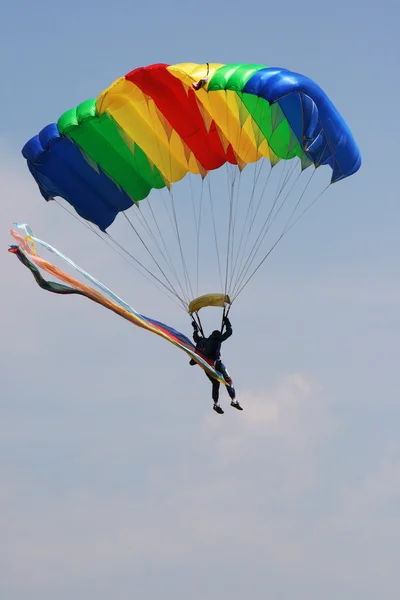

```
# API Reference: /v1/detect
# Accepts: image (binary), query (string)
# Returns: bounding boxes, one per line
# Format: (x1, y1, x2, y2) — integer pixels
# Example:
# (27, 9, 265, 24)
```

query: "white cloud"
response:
(0, 369, 332, 589)
(200, 372, 330, 458)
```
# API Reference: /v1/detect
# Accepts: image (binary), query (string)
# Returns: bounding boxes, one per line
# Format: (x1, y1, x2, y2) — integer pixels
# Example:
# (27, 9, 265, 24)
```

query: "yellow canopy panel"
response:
(188, 293, 231, 314)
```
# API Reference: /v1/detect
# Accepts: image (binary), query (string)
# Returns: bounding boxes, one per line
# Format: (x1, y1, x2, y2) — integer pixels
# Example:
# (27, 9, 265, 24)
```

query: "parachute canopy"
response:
(21, 62, 361, 313)
(23, 62, 361, 231)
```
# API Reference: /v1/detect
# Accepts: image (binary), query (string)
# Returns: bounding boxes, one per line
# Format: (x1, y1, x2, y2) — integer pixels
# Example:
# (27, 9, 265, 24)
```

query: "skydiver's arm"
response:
(220, 327, 232, 342)
(192, 321, 202, 344)
(193, 330, 202, 344)
(220, 317, 232, 341)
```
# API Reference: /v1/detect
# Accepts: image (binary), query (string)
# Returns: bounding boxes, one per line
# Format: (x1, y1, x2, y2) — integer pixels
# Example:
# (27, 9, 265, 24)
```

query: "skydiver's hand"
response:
(192, 320, 198, 330)
(223, 316, 231, 327)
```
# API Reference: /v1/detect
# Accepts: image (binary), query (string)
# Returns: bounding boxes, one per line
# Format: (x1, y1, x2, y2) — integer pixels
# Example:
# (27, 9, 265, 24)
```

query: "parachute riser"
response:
(191, 310, 205, 338)
(188, 293, 231, 335)
(221, 303, 232, 333)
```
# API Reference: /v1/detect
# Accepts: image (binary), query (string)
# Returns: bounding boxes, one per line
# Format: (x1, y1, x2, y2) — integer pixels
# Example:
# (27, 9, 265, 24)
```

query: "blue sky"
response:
(1, 0, 399, 598)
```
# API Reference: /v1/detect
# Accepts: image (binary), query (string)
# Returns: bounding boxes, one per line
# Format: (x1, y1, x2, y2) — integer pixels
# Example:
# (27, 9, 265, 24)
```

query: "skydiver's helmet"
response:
(210, 330, 221, 338)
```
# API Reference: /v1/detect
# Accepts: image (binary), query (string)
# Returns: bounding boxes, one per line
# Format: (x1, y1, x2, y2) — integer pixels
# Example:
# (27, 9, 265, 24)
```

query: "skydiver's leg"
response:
(206, 372, 221, 401)
(215, 361, 236, 399)
(215, 361, 243, 411)
(206, 372, 224, 414)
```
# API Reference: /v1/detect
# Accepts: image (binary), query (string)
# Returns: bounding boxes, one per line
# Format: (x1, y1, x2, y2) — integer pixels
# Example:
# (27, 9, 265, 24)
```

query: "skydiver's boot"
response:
(230, 400, 243, 411)
(213, 403, 224, 414)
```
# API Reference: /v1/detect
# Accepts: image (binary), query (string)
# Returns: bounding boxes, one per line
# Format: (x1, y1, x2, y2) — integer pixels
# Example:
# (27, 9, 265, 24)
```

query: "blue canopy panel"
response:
(244, 67, 362, 182)
(22, 124, 134, 231)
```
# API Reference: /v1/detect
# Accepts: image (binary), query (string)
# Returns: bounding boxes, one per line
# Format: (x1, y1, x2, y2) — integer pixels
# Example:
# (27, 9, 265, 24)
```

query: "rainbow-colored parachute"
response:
(11, 62, 361, 380)
(23, 62, 360, 230)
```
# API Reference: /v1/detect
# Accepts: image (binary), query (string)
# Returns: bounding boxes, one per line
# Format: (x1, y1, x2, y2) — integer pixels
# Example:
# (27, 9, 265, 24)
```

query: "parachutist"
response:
(192, 76, 209, 91)
(190, 316, 242, 413)
(192, 62, 210, 91)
